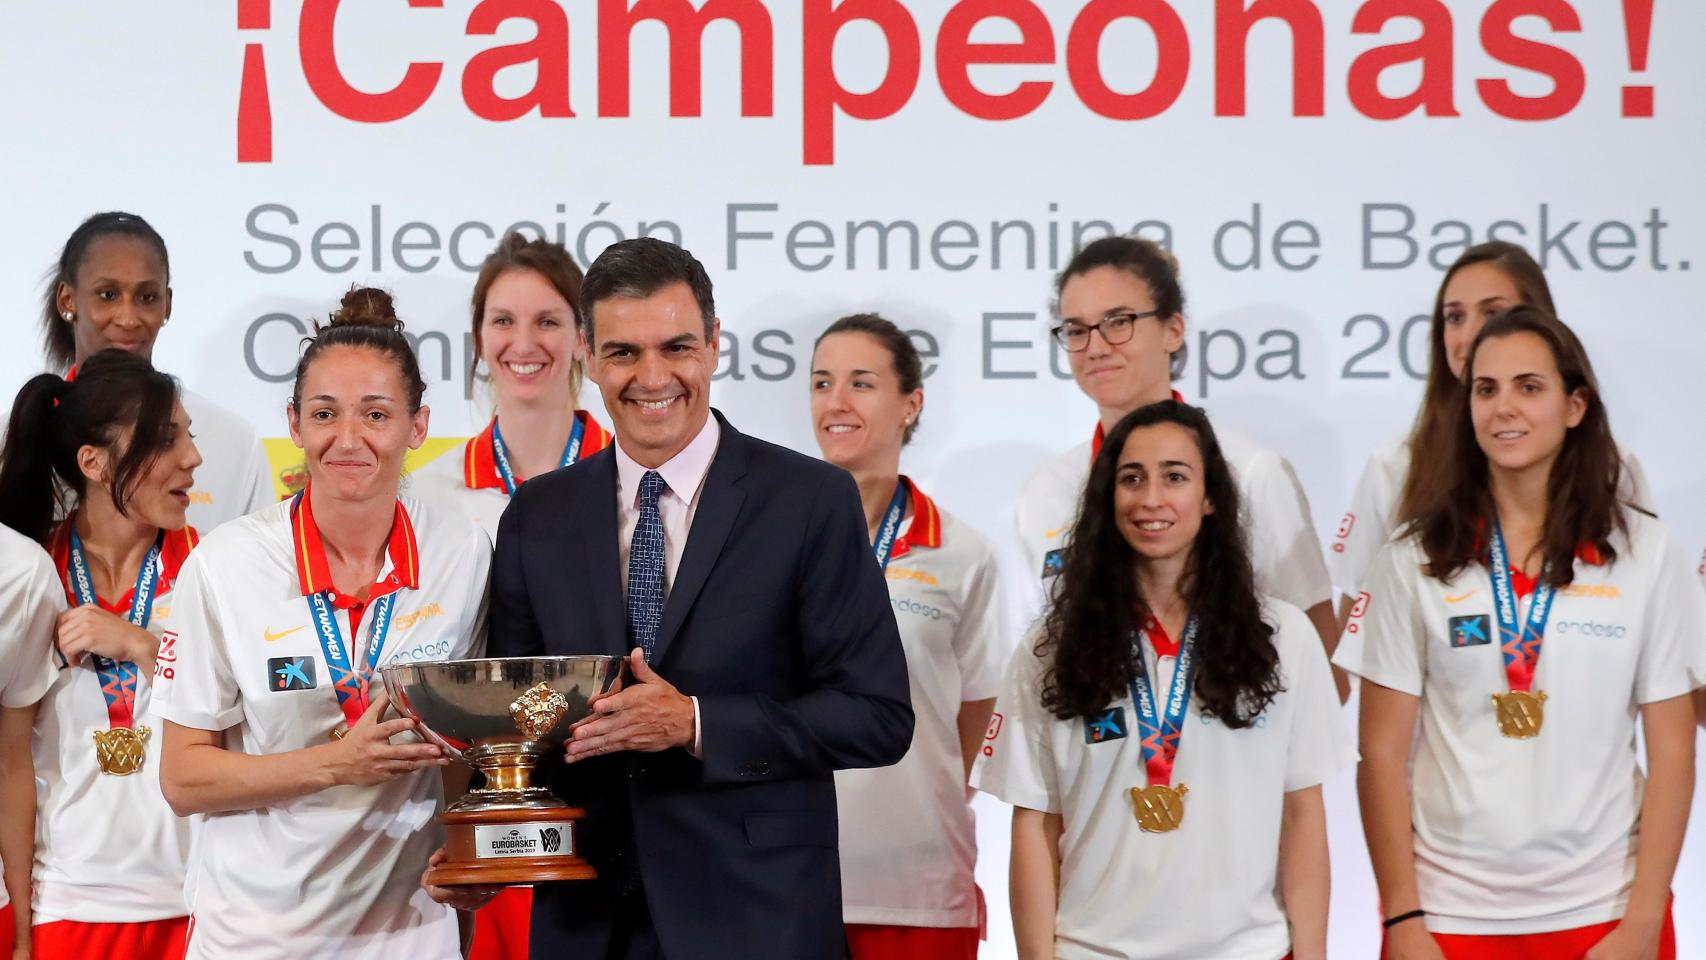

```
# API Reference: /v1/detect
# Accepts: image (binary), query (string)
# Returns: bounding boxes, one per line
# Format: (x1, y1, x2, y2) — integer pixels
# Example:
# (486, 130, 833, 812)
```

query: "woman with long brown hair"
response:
(1329, 242, 1651, 622)
(980, 400, 1348, 960)
(1337, 307, 1703, 959)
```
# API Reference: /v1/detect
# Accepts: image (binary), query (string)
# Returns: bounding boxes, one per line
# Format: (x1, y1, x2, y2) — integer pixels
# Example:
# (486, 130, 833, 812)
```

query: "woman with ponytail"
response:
(154, 289, 488, 960)
(0, 348, 204, 959)
(39, 211, 273, 531)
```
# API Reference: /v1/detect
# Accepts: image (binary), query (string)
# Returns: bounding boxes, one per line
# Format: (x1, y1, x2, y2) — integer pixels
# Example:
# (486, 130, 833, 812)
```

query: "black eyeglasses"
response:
(1049, 310, 1160, 352)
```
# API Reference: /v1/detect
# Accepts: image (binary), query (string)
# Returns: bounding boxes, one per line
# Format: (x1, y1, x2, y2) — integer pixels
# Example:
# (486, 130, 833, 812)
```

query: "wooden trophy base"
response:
(429, 805, 597, 886)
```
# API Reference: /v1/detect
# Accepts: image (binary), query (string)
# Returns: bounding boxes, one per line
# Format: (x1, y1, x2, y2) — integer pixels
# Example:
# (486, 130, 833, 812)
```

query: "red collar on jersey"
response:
(887, 475, 942, 562)
(1472, 520, 1608, 597)
(1143, 615, 1181, 658)
(291, 485, 419, 606)
(49, 516, 198, 613)
(463, 410, 612, 491)
(1090, 391, 1187, 460)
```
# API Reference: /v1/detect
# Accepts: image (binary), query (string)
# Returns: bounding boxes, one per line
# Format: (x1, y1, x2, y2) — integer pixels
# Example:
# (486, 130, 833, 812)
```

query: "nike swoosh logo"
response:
(1044, 527, 1066, 540)
(1444, 593, 1476, 605)
(265, 626, 307, 643)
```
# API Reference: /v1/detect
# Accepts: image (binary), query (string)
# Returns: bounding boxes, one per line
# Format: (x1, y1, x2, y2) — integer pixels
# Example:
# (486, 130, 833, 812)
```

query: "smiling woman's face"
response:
(288, 345, 428, 502)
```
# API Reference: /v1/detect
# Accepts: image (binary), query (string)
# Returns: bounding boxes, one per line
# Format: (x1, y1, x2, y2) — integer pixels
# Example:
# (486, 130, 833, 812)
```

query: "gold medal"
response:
(329, 724, 348, 742)
(1492, 689, 1547, 739)
(92, 726, 151, 776)
(1130, 783, 1188, 833)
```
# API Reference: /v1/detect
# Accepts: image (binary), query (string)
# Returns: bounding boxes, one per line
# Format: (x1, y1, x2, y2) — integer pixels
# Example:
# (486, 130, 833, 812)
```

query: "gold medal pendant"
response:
(92, 726, 151, 776)
(1130, 783, 1188, 833)
(1492, 690, 1548, 739)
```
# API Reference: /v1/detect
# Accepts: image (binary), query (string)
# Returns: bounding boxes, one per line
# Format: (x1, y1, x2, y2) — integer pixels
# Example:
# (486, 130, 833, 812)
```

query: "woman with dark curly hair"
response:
(975, 400, 1348, 960)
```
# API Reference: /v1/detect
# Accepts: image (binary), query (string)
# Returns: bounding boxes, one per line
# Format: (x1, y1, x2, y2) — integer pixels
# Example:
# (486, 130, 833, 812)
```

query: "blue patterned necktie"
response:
(626, 470, 667, 662)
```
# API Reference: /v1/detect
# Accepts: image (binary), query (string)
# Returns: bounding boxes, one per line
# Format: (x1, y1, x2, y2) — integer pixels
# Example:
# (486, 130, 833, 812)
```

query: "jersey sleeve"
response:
(1331, 540, 1427, 697)
(1328, 452, 1397, 600)
(0, 552, 65, 708)
(954, 541, 1009, 702)
(150, 551, 245, 731)
(970, 641, 1060, 813)
(1632, 525, 1706, 704)
(1242, 451, 1334, 613)
(1272, 602, 1354, 791)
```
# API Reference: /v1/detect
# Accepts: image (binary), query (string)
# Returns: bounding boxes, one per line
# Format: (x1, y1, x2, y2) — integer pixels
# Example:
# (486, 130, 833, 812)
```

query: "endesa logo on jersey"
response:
(1553, 619, 1629, 639)
(890, 597, 942, 621)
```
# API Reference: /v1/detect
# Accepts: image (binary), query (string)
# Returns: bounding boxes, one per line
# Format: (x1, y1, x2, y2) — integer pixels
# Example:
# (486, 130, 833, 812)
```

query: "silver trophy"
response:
(381, 655, 620, 885)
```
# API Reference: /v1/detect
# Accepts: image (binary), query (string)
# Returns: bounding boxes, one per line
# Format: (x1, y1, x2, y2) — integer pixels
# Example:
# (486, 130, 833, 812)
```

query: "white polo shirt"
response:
(411, 410, 612, 541)
(0, 526, 66, 915)
(152, 494, 490, 960)
(179, 389, 274, 534)
(1329, 439, 1653, 600)
(836, 483, 1006, 929)
(973, 599, 1349, 960)
(1017, 417, 1333, 632)
(1332, 509, 1706, 935)
(32, 522, 198, 923)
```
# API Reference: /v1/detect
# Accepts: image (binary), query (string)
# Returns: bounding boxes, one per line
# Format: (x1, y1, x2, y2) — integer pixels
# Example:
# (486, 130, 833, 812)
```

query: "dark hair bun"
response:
(329, 286, 403, 331)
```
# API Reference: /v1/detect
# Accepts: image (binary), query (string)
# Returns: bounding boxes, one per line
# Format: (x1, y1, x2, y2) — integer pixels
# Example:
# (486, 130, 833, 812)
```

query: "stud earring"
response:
(61, 311, 73, 322)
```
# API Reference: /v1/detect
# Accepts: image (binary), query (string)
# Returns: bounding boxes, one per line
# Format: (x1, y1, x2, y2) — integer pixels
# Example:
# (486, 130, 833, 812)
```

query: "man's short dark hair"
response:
(581, 238, 716, 342)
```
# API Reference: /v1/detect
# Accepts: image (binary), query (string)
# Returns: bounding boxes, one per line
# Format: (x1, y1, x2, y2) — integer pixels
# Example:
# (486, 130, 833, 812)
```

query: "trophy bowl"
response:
(381, 655, 621, 886)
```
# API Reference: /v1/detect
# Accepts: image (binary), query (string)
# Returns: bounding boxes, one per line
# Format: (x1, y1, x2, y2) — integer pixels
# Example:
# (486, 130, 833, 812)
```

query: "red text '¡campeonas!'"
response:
(237, 0, 1661, 166)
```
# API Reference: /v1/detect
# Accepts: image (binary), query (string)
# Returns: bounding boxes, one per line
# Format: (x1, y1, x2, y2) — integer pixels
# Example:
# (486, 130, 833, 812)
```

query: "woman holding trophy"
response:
(154, 289, 490, 960)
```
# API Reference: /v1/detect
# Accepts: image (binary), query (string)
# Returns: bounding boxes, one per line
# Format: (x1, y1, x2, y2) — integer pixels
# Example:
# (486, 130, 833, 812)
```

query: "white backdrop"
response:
(3, 2, 1703, 956)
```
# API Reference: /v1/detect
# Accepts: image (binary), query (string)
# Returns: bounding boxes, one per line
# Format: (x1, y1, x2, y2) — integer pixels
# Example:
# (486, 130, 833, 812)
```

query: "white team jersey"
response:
(1333, 509, 1706, 935)
(179, 388, 274, 534)
(973, 599, 1350, 960)
(152, 495, 490, 960)
(1016, 418, 1333, 635)
(32, 524, 199, 923)
(0, 526, 66, 914)
(836, 487, 1006, 928)
(410, 411, 613, 542)
(1328, 439, 1655, 599)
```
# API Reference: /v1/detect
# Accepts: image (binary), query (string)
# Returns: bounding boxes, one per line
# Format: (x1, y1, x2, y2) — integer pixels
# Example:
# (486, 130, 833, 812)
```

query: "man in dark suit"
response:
(469, 238, 913, 960)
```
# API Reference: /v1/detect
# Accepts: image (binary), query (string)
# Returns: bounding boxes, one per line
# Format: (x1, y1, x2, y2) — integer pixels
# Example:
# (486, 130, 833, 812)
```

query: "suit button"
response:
(755, 762, 770, 776)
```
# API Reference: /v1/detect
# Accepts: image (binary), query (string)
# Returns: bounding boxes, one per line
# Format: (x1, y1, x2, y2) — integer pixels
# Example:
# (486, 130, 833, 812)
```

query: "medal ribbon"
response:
(491, 413, 586, 495)
(66, 528, 163, 731)
(307, 589, 397, 728)
(1129, 617, 1199, 787)
(870, 479, 911, 572)
(1487, 518, 1557, 693)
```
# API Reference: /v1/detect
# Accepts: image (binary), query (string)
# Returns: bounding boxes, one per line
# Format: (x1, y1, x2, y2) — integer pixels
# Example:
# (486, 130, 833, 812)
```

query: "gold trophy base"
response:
(429, 806, 597, 886)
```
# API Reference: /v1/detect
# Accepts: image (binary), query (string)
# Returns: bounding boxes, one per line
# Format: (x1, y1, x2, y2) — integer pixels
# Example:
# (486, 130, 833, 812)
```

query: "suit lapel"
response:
(651, 414, 747, 666)
(575, 452, 628, 657)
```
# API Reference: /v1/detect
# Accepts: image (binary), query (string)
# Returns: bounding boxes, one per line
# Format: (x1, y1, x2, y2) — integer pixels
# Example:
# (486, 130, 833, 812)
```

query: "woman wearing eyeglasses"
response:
(1015, 237, 1342, 696)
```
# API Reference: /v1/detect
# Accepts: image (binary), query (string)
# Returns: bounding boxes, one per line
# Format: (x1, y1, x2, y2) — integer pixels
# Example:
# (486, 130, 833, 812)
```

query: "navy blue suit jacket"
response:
(489, 410, 913, 960)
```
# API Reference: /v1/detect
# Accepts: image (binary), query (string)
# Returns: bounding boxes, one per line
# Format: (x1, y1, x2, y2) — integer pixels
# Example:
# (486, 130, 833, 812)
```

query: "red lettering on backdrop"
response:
(1476, 0, 1584, 121)
(935, 0, 1055, 121)
(1065, 0, 1190, 121)
(598, 0, 775, 118)
(299, 0, 445, 123)
(463, 0, 573, 121)
(802, 0, 921, 165)
(1214, 0, 1324, 117)
(1348, 0, 1457, 119)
